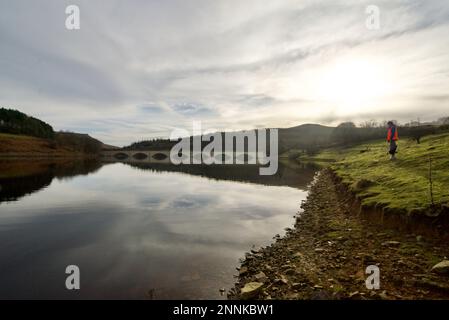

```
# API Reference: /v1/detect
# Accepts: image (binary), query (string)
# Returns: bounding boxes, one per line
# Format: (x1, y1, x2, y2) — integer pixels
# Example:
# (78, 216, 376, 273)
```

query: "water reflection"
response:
(126, 161, 317, 188)
(0, 159, 315, 299)
(0, 159, 102, 202)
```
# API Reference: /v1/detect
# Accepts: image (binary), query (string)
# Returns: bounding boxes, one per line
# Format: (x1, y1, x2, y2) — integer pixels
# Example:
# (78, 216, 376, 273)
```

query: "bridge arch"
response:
(152, 152, 168, 160)
(114, 152, 129, 160)
(132, 152, 148, 160)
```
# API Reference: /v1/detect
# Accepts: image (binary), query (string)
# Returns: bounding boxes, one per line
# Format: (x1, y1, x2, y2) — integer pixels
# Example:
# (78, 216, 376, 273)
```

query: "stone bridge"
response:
(101, 150, 266, 165)
(101, 150, 172, 164)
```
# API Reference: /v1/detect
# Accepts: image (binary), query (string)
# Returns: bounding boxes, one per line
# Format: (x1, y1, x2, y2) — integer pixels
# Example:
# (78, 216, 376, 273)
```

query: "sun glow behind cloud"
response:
(315, 56, 396, 114)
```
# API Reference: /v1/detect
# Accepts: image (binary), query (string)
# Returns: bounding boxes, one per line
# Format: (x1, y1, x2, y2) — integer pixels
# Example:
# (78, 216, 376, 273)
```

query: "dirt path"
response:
(229, 169, 449, 299)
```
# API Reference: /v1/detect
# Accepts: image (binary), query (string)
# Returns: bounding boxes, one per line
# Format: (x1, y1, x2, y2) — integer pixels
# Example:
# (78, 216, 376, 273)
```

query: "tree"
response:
(0, 107, 54, 138)
(360, 120, 378, 128)
(438, 117, 449, 125)
(332, 122, 358, 145)
(409, 125, 435, 144)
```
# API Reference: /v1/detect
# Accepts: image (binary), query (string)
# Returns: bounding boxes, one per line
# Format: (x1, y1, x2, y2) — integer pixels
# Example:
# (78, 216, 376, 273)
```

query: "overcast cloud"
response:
(1, 0, 448, 146)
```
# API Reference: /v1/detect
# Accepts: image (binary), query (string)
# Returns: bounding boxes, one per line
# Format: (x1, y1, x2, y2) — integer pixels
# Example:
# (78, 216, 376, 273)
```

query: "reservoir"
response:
(0, 159, 315, 299)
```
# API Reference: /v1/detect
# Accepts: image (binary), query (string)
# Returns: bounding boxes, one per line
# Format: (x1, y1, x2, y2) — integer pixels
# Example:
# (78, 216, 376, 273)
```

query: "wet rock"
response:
(254, 271, 268, 283)
(285, 292, 301, 299)
(362, 253, 376, 264)
(416, 278, 449, 293)
(431, 260, 449, 275)
(274, 277, 288, 285)
(239, 266, 248, 276)
(244, 254, 255, 261)
(285, 269, 296, 276)
(292, 282, 303, 289)
(292, 252, 303, 259)
(240, 282, 264, 299)
(378, 290, 389, 300)
(381, 241, 401, 247)
(395, 260, 409, 268)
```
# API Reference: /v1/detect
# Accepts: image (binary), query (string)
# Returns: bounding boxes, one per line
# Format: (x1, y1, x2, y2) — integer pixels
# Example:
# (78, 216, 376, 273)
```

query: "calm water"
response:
(0, 160, 315, 299)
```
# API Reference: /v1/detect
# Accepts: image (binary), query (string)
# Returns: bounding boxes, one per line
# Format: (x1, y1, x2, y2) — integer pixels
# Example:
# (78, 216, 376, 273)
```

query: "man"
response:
(386, 121, 399, 160)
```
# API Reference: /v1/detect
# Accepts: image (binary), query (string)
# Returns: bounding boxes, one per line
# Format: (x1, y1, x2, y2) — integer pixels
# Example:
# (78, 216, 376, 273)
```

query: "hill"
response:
(0, 108, 54, 139)
(124, 123, 429, 154)
(0, 132, 103, 158)
(278, 123, 334, 153)
(124, 123, 335, 152)
(0, 108, 105, 157)
(297, 132, 449, 221)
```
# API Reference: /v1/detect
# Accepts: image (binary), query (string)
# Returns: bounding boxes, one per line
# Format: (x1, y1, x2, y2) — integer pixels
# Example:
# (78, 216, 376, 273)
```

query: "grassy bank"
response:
(0, 133, 102, 158)
(296, 133, 449, 215)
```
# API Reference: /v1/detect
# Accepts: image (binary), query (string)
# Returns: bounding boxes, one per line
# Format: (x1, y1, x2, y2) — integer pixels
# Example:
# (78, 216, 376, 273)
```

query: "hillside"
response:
(0, 132, 103, 158)
(125, 124, 335, 152)
(297, 133, 449, 219)
(0, 108, 105, 157)
(0, 108, 54, 139)
(278, 124, 335, 152)
(125, 123, 434, 154)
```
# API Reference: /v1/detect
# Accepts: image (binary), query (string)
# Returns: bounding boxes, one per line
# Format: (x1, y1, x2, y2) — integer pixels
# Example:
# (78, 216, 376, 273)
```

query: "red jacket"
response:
(387, 126, 399, 142)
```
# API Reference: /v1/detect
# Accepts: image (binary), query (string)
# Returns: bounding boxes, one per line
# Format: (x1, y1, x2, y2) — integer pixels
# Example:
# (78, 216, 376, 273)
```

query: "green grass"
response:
(299, 133, 449, 214)
(0, 132, 36, 139)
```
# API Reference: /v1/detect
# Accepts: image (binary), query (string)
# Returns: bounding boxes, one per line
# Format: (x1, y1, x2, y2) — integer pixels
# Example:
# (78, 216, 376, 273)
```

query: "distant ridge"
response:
(279, 124, 335, 152)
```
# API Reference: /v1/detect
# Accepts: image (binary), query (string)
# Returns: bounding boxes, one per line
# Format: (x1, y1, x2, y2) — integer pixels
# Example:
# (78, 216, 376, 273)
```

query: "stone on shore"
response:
(254, 271, 268, 283)
(239, 266, 248, 276)
(240, 282, 264, 299)
(381, 241, 401, 247)
(431, 260, 449, 275)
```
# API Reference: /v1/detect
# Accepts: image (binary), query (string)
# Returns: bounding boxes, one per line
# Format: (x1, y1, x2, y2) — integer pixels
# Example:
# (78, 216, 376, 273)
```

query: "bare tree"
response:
(360, 120, 379, 128)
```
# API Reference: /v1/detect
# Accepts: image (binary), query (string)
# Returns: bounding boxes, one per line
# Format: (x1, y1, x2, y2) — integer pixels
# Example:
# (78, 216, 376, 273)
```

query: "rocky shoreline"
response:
(228, 169, 449, 300)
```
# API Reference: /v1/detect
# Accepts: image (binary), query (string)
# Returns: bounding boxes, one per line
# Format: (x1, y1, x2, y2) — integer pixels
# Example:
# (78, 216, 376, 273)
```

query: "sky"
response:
(1, 0, 449, 146)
